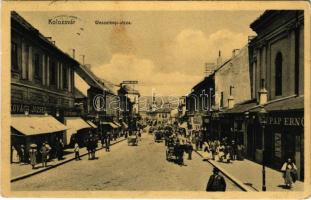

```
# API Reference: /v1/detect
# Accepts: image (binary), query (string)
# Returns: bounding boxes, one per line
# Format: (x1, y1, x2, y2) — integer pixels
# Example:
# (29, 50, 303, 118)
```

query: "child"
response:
(74, 142, 81, 161)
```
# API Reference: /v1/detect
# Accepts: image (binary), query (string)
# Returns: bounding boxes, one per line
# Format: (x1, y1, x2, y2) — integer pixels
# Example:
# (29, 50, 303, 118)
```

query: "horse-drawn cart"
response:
(154, 131, 163, 142)
(127, 135, 138, 146)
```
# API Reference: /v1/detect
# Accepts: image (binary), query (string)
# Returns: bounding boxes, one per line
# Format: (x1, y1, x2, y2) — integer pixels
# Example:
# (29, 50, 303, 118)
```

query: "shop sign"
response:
(11, 103, 47, 114)
(268, 116, 304, 127)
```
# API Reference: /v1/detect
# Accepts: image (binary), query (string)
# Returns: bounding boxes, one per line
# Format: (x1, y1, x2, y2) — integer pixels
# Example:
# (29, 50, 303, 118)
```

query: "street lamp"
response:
(257, 106, 268, 191)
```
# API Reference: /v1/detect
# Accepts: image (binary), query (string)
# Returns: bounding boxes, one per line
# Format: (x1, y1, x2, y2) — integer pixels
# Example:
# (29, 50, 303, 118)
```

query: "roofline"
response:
(11, 11, 79, 66)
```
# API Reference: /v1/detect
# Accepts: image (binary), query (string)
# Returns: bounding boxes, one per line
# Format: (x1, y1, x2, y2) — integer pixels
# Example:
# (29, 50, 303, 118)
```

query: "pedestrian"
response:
(18, 144, 26, 164)
(226, 143, 233, 163)
(206, 167, 226, 191)
(186, 140, 193, 160)
(40, 142, 50, 167)
(29, 144, 37, 169)
(237, 143, 245, 160)
(210, 141, 217, 160)
(281, 158, 298, 189)
(105, 131, 111, 152)
(59, 138, 64, 160)
(199, 131, 204, 150)
(89, 136, 95, 159)
(175, 140, 184, 165)
(74, 142, 81, 161)
(86, 137, 92, 160)
(231, 140, 237, 160)
(55, 138, 63, 161)
(91, 135, 97, 159)
(217, 143, 225, 162)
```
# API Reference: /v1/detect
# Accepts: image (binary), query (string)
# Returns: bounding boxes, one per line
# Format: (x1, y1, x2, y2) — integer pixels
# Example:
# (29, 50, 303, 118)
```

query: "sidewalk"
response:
(195, 150, 304, 192)
(11, 137, 126, 182)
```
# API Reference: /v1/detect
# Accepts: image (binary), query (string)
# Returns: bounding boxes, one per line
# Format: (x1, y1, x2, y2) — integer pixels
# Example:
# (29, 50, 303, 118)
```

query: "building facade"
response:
(247, 10, 304, 180)
(214, 46, 251, 110)
(10, 11, 82, 160)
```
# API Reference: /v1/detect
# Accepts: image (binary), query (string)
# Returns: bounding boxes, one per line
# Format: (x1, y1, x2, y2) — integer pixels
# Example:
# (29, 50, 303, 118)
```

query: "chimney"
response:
(258, 79, 268, 105)
(217, 50, 222, 67)
(72, 49, 75, 59)
(232, 49, 240, 57)
(85, 64, 91, 69)
(228, 85, 235, 109)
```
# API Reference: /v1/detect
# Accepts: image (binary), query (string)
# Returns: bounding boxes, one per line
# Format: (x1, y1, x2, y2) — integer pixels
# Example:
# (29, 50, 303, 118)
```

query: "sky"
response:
(18, 10, 264, 96)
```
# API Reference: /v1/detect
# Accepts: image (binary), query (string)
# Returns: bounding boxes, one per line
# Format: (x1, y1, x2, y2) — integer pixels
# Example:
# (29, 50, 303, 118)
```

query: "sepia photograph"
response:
(1, 1, 310, 198)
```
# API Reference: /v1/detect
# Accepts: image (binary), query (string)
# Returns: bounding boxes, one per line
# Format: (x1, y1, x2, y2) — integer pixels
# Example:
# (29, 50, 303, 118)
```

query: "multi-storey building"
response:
(246, 10, 304, 180)
(10, 11, 91, 157)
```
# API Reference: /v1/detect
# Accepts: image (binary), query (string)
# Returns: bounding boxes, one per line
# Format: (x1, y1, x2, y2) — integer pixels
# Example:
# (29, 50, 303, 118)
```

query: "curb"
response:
(194, 150, 253, 192)
(11, 138, 127, 182)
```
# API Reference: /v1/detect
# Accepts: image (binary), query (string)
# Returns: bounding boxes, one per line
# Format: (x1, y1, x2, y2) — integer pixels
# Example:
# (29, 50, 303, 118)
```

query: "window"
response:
(23, 45, 29, 80)
(50, 61, 56, 85)
(34, 53, 41, 79)
(63, 66, 68, 89)
(11, 42, 18, 71)
(275, 52, 283, 96)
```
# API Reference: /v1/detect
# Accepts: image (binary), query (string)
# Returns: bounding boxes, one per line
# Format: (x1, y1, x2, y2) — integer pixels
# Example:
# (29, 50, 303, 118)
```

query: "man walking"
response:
(206, 168, 226, 191)
(40, 142, 51, 167)
(186, 140, 193, 160)
(105, 131, 111, 152)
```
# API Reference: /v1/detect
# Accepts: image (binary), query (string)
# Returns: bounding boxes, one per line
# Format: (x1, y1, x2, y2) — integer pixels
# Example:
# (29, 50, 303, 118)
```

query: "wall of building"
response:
(250, 11, 304, 101)
(11, 18, 76, 109)
(215, 46, 251, 109)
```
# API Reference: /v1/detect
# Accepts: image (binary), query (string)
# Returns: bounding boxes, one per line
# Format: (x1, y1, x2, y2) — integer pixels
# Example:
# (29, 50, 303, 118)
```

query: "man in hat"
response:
(186, 140, 193, 160)
(206, 167, 226, 191)
(40, 142, 51, 167)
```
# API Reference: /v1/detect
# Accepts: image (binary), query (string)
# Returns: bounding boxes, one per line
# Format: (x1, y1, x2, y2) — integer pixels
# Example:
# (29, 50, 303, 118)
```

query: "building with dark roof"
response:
(10, 11, 93, 157)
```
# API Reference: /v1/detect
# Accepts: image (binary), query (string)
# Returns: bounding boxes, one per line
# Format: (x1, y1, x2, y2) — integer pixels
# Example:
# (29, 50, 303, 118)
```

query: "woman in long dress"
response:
(29, 144, 37, 169)
(281, 158, 298, 189)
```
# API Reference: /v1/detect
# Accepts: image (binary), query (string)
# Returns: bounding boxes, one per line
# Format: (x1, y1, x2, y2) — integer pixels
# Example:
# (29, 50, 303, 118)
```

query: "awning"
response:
(122, 122, 128, 129)
(101, 121, 118, 129)
(250, 96, 304, 112)
(87, 120, 98, 128)
(224, 99, 258, 114)
(11, 115, 67, 136)
(179, 122, 188, 129)
(113, 121, 121, 127)
(65, 117, 91, 131)
(64, 117, 91, 144)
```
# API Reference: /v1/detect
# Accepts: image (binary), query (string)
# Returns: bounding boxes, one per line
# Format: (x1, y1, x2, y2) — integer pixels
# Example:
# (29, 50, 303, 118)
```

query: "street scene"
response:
(12, 131, 240, 191)
(9, 9, 305, 193)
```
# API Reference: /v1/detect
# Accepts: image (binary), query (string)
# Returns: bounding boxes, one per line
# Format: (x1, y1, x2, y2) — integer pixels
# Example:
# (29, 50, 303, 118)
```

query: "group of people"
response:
(202, 138, 245, 163)
(14, 138, 64, 169)
(162, 127, 194, 166)
(85, 133, 99, 160)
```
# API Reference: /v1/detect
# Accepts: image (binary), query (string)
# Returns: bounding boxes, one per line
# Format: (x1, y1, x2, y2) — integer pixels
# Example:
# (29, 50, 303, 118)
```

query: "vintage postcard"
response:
(1, 1, 310, 198)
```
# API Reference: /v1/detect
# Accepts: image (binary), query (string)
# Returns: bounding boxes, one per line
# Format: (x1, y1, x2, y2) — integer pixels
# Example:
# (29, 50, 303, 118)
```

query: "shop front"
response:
(265, 112, 304, 180)
(247, 96, 304, 181)
(11, 114, 68, 163)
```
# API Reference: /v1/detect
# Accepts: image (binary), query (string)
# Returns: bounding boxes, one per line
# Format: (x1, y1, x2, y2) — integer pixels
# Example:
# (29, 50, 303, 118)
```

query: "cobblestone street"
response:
(11, 133, 241, 191)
